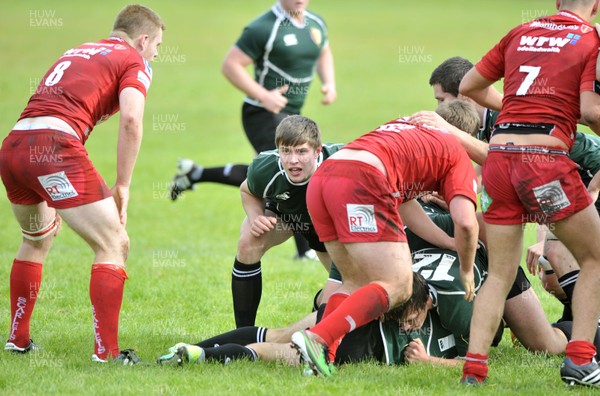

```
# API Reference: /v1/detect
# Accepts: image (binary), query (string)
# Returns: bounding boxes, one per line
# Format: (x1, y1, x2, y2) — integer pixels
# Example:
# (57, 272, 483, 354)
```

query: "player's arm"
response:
(459, 68, 503, 112)
(221, 46, 288, 113)
(409, 110, 489, 165)
(240, 179, 276, 237)
(580, 91, 600, 135)
(398, 199, 454, 250)
(316, 44, 336, 105)
(404, 339, 460, 366)
(114, 87, 146, 226)
(587, 170, 600, 203)
(448, 195, 478, 302)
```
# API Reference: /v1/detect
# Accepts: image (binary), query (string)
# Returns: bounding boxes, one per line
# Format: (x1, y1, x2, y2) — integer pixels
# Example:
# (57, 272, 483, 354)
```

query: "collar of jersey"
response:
(277, 150, 323, 186)
(272, 2, 307, 29)
(428, 284, 438, 308)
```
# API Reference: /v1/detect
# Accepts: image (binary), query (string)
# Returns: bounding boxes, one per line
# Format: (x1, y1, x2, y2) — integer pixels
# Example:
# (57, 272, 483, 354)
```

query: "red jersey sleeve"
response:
(580, 46, 598, 93)
(119, 53, 152, 97)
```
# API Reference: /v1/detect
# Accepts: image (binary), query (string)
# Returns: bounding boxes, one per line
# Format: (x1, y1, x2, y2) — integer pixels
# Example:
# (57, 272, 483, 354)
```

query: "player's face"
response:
(280, 0, 309, 14)
(140, 28, 163, 61)
(432, 83, 457, 105)
(398, 307, 428, 332)
(279, 143, 320, 183)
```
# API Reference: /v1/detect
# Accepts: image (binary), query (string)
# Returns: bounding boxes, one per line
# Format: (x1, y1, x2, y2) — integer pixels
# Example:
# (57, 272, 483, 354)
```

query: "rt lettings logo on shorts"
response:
(398, 45, 432, 64)
(29, 9, 63, 28)
(155, 45, 187, 64)
(152, 113, 187, 133)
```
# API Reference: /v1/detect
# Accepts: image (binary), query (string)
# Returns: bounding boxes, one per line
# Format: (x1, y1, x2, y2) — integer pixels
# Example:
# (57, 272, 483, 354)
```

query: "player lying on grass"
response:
(156, 201, 597, 369)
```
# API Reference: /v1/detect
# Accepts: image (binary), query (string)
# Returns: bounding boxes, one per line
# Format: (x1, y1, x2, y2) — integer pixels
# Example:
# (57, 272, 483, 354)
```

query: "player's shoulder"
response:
(251, 149, 280, 169)
(305, 9, 327, 29)
(322, 143, 344, 157)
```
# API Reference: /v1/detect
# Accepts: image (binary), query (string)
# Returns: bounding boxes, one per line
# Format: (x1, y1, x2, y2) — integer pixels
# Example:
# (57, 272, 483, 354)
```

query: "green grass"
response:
(0, 1, 593, 394)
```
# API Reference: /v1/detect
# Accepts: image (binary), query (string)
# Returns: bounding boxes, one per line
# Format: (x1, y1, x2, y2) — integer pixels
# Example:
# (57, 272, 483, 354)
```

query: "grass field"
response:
(0, 1, 595, 394)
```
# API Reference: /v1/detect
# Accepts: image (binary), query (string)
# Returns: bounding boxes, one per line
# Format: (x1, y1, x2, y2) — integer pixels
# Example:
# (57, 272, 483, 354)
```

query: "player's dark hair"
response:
(383, 272, 429, 323)
(429, 56, 474, 97)
(275, 115, 322, 149)
(436, 99, 481, 137)
(112, 4, 165, 40)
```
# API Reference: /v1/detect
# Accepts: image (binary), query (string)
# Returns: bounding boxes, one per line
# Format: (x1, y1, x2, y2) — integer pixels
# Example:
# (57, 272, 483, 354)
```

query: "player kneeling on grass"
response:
(0, 4, 164, 364)
(229, 115, 343, 329)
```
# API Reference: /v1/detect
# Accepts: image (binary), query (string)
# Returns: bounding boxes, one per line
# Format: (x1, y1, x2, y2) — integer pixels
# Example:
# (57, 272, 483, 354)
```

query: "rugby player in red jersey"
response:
(0, 4, 164, 364)
(457, 0, 600, 386)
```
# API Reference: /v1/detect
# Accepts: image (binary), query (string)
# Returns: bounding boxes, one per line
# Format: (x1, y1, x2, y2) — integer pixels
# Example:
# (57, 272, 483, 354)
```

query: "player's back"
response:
(344, 118, 476, 202)
(477, 11, 599, 147)
(20, 38, 151, 143)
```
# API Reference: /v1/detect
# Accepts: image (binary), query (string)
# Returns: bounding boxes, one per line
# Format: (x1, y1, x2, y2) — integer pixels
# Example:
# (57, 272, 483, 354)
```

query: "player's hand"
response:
(525, 241, 544, 275)
(409, 111, 453, 133)
(404, 339, 428, 364)
(321, 83, 337, 105)
(420, 191, 449, 211)
(261, 85, 289, 114)
(250, 215, 277, 237)
(111, 185, 130, 226)
(460, 266, 475, 302)
(53, 213, 62, 236)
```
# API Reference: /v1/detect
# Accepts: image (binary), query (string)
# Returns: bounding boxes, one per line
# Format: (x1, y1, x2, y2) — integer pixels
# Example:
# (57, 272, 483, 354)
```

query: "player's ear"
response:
(136, 33, 150, 52)
(315, 145, 322, 156)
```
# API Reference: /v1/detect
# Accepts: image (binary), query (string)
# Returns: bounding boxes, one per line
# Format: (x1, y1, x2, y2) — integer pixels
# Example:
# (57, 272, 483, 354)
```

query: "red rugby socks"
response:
(90, 264, 128, 360)
(8, 259, 43, 347)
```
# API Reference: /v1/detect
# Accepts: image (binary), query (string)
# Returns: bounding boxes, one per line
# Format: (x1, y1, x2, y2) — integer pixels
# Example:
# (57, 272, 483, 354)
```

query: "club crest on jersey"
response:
(346, 204, 377, 233)
(309, 27, 322, 46)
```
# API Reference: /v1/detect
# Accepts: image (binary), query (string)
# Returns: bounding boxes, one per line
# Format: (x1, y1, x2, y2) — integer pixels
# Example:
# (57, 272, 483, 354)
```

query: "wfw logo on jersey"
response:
(517, 33, 579, 53)
(346, 204, 377, 233)
(37, 171, 78, 201)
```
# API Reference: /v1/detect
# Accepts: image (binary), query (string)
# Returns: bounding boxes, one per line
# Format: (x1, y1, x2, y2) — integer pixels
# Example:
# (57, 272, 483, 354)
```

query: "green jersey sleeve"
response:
(246, 150, 281, 198)
(235, 12, 273, 60)
(570, 132, 600, 180)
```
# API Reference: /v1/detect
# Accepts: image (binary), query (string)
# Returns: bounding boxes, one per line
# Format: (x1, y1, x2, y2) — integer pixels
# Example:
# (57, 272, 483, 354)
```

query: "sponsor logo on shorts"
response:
(37, 171, 78, 201)
(347, 204, 377, 233)
(533, 180, 571, 214)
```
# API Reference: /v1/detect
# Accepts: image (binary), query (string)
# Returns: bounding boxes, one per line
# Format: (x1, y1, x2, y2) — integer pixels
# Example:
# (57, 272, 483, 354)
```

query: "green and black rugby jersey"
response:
(247, 143, 343, 227)
(235, 3, 328, 113)
(476, 108, 499, 143)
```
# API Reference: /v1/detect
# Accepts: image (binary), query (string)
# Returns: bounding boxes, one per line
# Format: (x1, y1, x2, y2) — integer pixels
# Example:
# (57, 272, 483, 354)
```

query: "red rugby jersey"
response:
(20, 37, 151, 143)
(476, 11, 598, 148)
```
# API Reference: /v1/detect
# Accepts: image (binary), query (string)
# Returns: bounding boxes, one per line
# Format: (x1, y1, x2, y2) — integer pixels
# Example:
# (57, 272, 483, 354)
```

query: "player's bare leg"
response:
(504, 288, 566, 354)
(58, 197, 130, 361)
(552, 206, 600, 348)
(463, 223, 523, 383)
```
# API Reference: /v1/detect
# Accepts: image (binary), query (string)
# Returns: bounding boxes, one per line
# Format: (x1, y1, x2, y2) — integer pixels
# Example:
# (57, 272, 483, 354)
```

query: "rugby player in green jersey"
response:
(169, 0, 336, 261)
(231, 114, 340, 328)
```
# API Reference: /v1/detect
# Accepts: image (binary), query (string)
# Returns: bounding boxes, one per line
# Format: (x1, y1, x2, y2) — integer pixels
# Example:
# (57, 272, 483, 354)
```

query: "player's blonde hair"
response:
(436, 99, 480, 137)
(111, 4, 165, 40)
(275, 115, 322, 149)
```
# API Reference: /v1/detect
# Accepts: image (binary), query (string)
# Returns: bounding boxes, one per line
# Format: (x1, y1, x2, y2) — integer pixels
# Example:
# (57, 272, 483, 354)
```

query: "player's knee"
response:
(237, 234, 266, 261)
